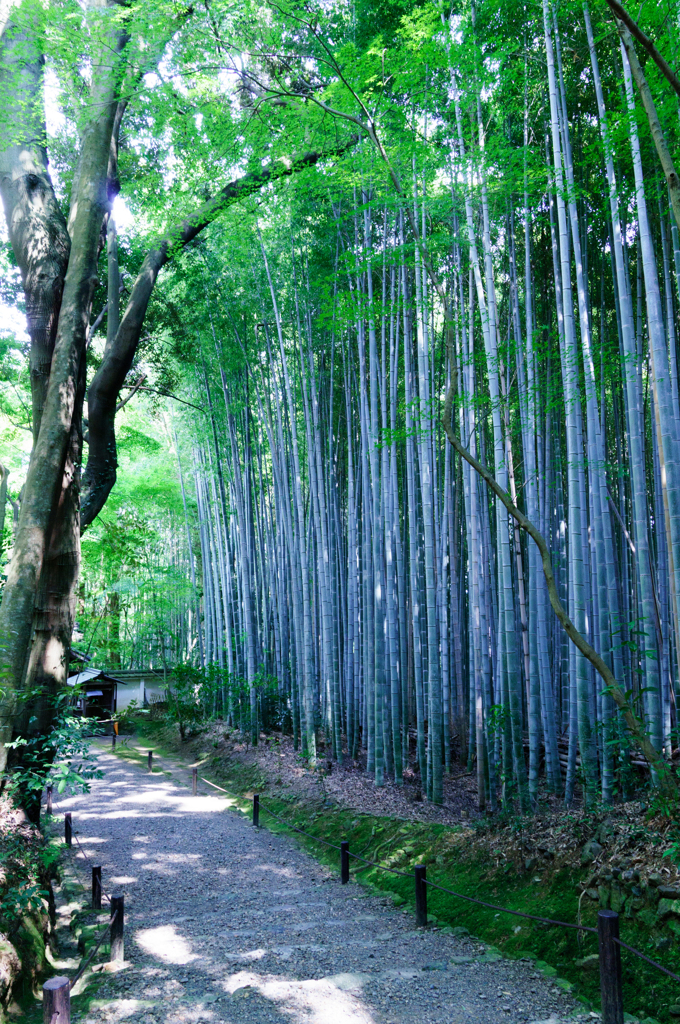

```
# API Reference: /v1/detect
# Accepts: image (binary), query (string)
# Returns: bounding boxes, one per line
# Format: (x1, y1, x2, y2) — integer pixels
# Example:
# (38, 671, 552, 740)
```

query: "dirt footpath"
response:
(51, 746, 589, 1024)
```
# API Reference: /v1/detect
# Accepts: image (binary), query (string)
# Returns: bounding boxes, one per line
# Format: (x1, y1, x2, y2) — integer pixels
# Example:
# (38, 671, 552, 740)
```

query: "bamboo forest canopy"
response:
(1, 0, 680, 812)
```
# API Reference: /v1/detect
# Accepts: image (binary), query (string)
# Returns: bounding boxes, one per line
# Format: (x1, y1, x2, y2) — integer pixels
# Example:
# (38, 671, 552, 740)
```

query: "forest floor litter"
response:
(47, 741, 599, 1024)
(185, 726, 484, 825)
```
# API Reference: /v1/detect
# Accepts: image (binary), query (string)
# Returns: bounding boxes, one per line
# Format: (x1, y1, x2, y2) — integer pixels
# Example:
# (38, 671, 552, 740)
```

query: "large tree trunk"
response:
(0, 3, 128, 767)
(18, 365, 84, 754)
(0, 9, 74, 749)
(0, 463, 9, 561)
(0, 14, 71, 443)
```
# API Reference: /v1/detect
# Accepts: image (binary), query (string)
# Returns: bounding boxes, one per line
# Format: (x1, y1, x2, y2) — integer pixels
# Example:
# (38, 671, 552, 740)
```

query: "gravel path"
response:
(53, 745, 591, 1024)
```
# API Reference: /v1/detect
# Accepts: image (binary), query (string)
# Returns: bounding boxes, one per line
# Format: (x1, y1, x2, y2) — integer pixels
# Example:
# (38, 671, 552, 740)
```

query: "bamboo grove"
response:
(138, 0, 680, 811)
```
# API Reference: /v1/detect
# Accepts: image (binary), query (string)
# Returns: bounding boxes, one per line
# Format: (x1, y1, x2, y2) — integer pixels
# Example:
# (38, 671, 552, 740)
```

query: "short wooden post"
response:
(598, 909, 624, 1024)
(46, 785, 52, 816)
(92, 866, 102, 910)
(192, 768, 198, 795)
(253, 794, 259, 827)
(43, 976, 70, 1024)
(112, 734, 116, 750)
(147, 751, 153, 772)
(415, 864, 427, 926)
(64, 813, 72, 847)
(110, 895, 124, 963)
(341, 841, 350, 884)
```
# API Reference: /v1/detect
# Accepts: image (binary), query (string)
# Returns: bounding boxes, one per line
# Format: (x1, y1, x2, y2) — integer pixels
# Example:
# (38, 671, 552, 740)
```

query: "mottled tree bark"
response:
(0, 13, 70, 440)
(21, 363, 85, 737)
(0, 3, 128, 764)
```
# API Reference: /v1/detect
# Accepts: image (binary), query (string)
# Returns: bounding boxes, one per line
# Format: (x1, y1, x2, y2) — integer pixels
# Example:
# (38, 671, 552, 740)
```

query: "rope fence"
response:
(69, 906, 120, 989)
(248, 790, 680, 1024)
(256, 802, 343, 850)
(421, 876, 598, 934)
(346, 849, 414, 877)
(61, 815, 113, 913)
(73, 835, 112, 905)
(43, 791, 127, 1024)
(613, 937, 680, 984)
(41, 880, 125, 1024)
(42, 754, 680, 1024)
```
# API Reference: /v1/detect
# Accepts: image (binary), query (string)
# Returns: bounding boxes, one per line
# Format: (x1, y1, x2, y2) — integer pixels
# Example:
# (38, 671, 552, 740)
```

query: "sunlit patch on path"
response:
(223, 970, 376, 1024)
(136, 925, 198, 964)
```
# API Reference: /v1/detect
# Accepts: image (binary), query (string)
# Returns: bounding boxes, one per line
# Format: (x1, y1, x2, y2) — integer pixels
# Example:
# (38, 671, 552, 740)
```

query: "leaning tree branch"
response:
(604, 0, 680, 99)
(441, 367, 676, 791)
(114, 374, 146, 413)
(616, 21, 680, 231)
(118, 382, 205, 412)
(80, 136, 356, 530)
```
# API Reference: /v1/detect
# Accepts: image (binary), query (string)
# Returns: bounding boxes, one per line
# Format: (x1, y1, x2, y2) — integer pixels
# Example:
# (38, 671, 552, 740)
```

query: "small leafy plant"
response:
(0, 882, 47, 924)
(5, 686, 103, 820)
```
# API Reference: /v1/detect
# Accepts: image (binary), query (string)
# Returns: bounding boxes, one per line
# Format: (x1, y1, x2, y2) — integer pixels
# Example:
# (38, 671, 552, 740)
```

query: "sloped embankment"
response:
(0, 798, 54, 1020)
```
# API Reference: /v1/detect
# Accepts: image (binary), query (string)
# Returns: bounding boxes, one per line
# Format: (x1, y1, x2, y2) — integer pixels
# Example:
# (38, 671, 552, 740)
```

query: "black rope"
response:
(258, 803, 343, 850)
(614, 937, 680, 983)
(147, 759, 680, 987)
(254, 799, 600, 932)
(422, 878, 597, 933)
(69, 907, 119, 989)
(53, 790, 112, 905)
(259, 804, 429, 879)
(63, 842, 99, 904)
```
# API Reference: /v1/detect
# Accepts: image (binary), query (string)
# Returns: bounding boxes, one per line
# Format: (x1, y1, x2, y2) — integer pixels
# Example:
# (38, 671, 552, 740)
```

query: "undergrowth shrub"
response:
(165, 663, 286, 739)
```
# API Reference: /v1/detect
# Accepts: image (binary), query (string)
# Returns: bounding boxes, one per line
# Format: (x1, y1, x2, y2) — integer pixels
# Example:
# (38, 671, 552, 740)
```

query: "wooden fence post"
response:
(415, 865, 427, 926)
(64, 813, 72, 847)
(110, 896, 124, 963)
(341, 841, 350, 884)
(147, 751, 153, 773)
(192, 768, 197, 795)
(253, 794, 259, 827)
(46, 785, 52, 816)
(598, 909, 624, 1024)
(43, 977, 70, 1024)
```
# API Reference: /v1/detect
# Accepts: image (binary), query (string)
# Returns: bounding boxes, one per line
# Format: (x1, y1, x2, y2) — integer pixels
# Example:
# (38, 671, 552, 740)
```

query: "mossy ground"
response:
(27, 823, 126, 1024)
(0, 801, 55, 1020)
(111, 722, 679, 1023)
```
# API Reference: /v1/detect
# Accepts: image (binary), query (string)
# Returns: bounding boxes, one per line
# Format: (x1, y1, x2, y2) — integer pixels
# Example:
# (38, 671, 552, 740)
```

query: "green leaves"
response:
(5, 690, 103, 810)
(117, 425, 163, 455)
(0, 882, 47, 924)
